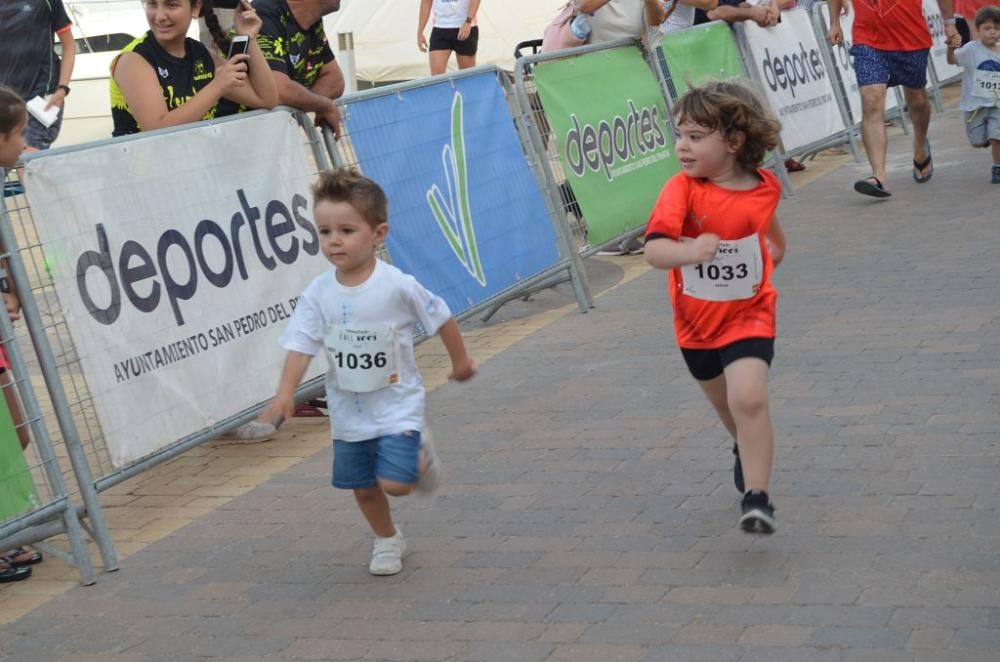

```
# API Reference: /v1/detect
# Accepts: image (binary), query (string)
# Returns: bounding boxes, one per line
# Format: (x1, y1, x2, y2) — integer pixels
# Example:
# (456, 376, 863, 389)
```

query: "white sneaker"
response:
(220, 420, 276, 443)
(415, 426, 442, 495)
(369, 529, 406, 576)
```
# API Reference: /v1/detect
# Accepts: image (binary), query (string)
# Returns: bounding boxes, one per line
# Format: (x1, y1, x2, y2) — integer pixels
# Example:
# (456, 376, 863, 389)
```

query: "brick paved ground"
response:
(1, 106, 998, 661)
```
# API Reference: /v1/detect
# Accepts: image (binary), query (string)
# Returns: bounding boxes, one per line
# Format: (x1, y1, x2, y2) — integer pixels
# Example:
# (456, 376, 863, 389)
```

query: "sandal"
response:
(854, 176, 892, 198)
(0, 560, 32, 583)
(2, 547, 43, 567)
(913, 140, 933, 183)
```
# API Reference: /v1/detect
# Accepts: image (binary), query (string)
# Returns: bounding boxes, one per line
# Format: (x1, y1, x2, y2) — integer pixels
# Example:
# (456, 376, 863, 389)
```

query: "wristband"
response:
(57, 84, 70, 95)
(942, 17, 956, 25)
(465, 16, 473, 24)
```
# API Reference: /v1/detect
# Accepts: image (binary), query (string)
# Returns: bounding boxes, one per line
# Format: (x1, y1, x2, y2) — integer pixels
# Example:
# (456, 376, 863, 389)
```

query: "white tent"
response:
(323, 0, 567, 85)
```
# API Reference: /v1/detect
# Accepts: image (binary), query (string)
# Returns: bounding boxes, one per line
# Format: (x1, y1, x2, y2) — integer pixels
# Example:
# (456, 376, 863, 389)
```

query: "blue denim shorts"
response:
(850, 44, 929, 90)
(332, 431, 421, 489)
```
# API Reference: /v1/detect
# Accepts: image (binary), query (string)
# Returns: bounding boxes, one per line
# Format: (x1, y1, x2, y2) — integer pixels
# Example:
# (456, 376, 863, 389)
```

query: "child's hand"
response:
(686, 233, 720, 264)
(261, 394, 295, 426)
(449, 357, 478, 382)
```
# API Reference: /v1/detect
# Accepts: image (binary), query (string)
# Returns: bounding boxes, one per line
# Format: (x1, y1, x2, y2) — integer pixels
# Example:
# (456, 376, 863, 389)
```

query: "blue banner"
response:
(342, 72, 561, 315)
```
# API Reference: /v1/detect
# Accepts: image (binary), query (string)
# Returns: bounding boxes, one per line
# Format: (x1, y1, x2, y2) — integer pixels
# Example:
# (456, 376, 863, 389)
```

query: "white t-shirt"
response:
(955, 41, 1000, 112)
(590, 0, 648, 43)
(280, 259, 452, 442)
(433, 0, 473, 28)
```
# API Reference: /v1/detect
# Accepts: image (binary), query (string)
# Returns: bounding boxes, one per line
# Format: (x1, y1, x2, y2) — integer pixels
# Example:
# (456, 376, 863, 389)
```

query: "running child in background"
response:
(948, 5, 1000, 183)
(261, 169, 477, 576)
(644, 81, 786, 534)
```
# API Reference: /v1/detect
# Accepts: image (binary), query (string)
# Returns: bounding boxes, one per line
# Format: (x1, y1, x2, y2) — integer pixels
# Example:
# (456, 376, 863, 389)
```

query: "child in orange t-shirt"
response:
(645, 82, 786, 534)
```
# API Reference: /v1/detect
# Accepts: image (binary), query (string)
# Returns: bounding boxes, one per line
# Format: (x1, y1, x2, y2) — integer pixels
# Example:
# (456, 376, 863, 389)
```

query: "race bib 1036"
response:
(324, 324, 400, 393)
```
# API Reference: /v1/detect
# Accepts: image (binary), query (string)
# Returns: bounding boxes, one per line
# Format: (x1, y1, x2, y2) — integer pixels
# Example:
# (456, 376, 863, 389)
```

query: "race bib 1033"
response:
(680, 234, 763, 302)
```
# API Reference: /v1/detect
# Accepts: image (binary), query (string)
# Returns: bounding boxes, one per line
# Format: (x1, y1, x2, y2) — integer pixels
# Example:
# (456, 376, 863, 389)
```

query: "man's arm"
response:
(681, 0, 719, 10)
(457, 0, 482, 40)
(707, 3, 769, 24)
(645, 0, 669, 26)
(310, 59, 345, 101)
(937, 0, 961, 46)
(46, 27, 75, 110)
(272, 68, 342, 136)
(418, 0, 432, 51)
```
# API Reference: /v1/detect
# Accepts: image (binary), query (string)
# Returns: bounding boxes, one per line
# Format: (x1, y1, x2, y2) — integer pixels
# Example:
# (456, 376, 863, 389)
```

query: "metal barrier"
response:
(512, 39, 682, 257)
(326, 65, 592, 323)
(0, 109, 334, 577)
(0, 170, 103, 584)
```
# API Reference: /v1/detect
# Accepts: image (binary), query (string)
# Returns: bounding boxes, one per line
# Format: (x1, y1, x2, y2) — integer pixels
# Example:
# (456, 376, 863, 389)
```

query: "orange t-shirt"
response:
(645, 169, 781, 350)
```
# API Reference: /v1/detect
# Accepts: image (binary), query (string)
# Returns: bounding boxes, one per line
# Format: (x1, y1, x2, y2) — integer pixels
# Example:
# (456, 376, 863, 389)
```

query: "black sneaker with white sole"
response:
(732, 444, 744, 493)
(739, 489, 777, 534)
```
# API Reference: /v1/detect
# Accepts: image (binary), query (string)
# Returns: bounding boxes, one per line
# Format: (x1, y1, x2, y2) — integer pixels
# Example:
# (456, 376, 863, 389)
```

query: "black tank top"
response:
(110, 32, 218, 136)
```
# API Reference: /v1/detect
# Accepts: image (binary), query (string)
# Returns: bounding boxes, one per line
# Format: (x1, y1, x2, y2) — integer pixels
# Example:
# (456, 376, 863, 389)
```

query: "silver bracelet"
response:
(942, 17, 956, 25)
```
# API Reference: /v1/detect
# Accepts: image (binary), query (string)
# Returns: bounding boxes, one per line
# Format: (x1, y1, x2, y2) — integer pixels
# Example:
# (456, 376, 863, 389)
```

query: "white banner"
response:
(817, 2, 901, 124)
(25, 111, 327, 467)
(923, 0, 963, 83)
(741, 9, 847, 152)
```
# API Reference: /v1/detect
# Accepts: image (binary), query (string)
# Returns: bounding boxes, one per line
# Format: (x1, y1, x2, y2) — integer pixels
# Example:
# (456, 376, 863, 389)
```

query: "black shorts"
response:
(681, 337, 774, 381)
(429, 26, 479, 56)
(957, 16, 971, 46)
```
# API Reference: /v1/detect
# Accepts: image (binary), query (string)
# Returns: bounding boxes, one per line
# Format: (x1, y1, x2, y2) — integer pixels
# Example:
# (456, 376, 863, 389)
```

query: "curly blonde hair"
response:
(673, 81, 782, 173)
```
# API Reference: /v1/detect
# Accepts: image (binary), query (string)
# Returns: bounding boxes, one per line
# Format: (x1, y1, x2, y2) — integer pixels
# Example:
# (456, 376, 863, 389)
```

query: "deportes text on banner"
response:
(341, 72, 561, 315)
(923, 0, 963, 82)
(659, 21, 747, 98)
(742, 9, 847, 152)
(818, 2, 900, 123)
(24, 111, 327, 467)
(533, 47, 680, 247)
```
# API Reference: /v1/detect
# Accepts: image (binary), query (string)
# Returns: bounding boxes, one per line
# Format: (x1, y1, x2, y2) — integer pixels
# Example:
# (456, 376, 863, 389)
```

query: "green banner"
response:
(659, 21, 746, 98)
(533, 47, 679, 247)
(0, 396, 37, 522)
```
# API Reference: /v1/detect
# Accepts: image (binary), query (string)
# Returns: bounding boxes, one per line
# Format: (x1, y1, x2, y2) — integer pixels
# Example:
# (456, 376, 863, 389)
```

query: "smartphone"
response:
(227, 35, 250, 59)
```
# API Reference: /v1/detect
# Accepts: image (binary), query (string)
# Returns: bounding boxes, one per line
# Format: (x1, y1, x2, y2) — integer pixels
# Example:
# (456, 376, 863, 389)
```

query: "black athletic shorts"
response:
(680, 337, 774, 381)
(957, 16, 971, 46)
(429, 26, 479, 56)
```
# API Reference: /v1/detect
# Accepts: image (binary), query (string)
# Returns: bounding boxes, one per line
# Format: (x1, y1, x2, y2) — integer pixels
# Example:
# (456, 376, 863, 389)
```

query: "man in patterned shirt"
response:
(255, 0, 345, 136)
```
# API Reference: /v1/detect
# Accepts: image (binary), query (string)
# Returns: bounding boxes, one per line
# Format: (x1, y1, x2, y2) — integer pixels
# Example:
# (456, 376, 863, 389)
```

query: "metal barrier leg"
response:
(506, 70, 593, 313)
(0, 208, 118, 573)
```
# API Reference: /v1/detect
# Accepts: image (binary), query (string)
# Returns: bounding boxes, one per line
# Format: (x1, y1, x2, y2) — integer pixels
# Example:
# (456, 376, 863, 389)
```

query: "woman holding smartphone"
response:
(110, 0, 277, 136)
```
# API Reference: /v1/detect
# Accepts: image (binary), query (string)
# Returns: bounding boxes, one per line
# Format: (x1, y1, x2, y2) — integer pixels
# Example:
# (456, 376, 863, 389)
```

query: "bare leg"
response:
(723, 358, 773, 492)
(903, 86, 932, 177)
(354, 486, 396, 538)
(429, 50, 451, 75)
(859, 84, 890, 186)
(695, 373, 737, 441)
(991, 140, 1000, 163)
(456, 54, 476, 69)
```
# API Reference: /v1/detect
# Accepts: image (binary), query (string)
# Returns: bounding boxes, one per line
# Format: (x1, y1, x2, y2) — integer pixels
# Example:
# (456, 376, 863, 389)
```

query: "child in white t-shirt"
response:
(948, 5, 1000, 183)
(263, 169, 477, 576)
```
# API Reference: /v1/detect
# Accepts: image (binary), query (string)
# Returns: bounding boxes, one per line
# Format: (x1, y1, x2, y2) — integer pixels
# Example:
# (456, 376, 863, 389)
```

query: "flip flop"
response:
(0, 560, 31, 583)
(1, 547, 42, 567)
(854, 177, 892, 198)
(913, 140, 933, 183)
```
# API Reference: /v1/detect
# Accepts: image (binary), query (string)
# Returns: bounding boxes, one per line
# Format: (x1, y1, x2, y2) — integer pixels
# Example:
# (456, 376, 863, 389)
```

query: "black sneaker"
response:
(732, 444, 744, 493)
(739, 489, 777, 534)
(992, 165, 1000, 184)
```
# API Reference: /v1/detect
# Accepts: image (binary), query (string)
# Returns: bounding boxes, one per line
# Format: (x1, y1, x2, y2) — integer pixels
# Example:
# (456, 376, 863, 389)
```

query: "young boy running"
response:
(644, 82, 786, 534)
(948, 5, 1000, 183)
(263, 169, 477, 575)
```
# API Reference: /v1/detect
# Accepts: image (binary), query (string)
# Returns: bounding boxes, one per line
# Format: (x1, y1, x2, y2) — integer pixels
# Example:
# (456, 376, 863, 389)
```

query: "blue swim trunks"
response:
(850, 44, 930, 89)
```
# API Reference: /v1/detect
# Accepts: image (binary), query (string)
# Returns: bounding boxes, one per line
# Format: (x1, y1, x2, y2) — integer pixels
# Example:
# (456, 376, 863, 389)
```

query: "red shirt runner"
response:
(645, 170, 781, 350)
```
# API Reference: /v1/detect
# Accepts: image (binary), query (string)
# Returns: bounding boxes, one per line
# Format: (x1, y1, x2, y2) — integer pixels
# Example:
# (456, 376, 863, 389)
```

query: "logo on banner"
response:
(426, 92, 486, 287)
(563, 99, 669, 183)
